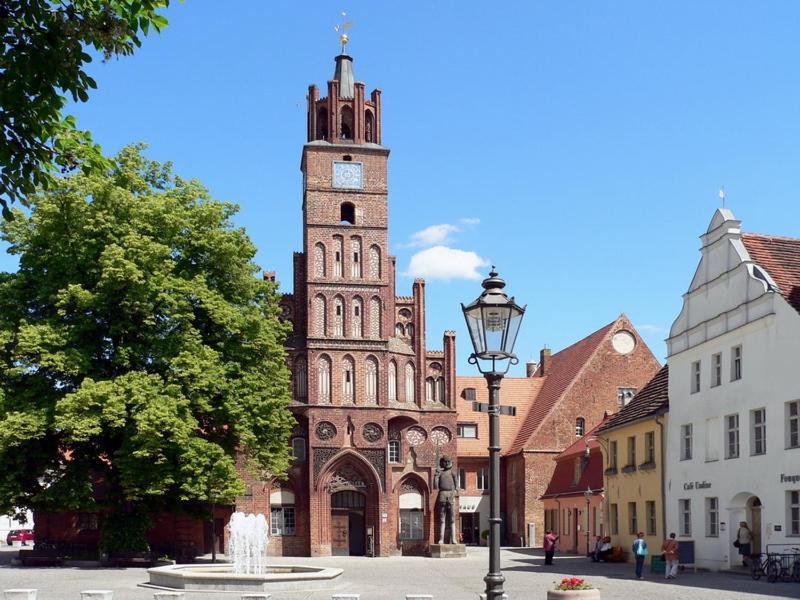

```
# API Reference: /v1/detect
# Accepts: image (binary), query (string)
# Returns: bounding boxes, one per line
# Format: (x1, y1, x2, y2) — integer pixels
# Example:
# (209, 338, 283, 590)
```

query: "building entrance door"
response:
(460, 513, 478, 545)
(331, 490, 366, 556)
(748, 496, 762, 555)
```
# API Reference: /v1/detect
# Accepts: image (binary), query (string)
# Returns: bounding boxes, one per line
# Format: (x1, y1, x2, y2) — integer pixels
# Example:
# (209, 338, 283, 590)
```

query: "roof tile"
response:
(742, 233, 800, 314)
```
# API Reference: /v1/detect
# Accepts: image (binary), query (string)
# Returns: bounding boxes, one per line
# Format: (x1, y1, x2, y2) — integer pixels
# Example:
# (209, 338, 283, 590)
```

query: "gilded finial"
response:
(334, 11, 353, 53)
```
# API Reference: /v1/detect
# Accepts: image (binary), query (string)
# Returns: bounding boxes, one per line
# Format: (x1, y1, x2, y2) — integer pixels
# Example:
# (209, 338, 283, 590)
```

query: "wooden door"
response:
(332, 513, 349, 556)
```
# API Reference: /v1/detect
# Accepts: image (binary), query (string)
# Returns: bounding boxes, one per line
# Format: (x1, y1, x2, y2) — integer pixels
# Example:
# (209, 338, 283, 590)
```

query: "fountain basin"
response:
(147, 563, 343, 592)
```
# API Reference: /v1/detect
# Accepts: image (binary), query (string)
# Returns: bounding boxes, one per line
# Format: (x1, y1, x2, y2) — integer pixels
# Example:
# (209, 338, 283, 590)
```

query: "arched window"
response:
(313, 295, 326, 337)
(333, 296, 344, 337)
(313, 242, 326, 278)
(399, 480, 424, 540)
(365, 356, 378, 404)
(396, 323, 405, 337)
(351, 236, 362, 278)
(294, 357, 307, 401)
(437, 378, 445, 405)
(270, 488, 296, 536)
(317, 107, 328, 140)
(407, 323, 414, 340)
(425, 377, 435, 403)
(342, 355, 355, 403)
(388, 360, 397, 402)
(352, 296, 363, 338)
(365, 110, 375, 143)
(369, 245, 381, 280)
(318, 355, 331, 403)
(333, 236, 344, 277)
(575, 417, 586, 437)
(369, 296, 381, 338)
(340, 105, 354, 139)
(340, 202, 355, 225)
(405, 362, 415, 403)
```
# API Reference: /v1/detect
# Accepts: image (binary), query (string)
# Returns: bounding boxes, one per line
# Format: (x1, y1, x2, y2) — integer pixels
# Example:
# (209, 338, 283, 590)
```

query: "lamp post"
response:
(583, 486, 592, 556)
(462, 268, 525, 600)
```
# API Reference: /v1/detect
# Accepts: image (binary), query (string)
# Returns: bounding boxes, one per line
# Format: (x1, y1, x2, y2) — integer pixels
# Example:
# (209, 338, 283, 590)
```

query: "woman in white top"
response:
(736, 521, 752, 566)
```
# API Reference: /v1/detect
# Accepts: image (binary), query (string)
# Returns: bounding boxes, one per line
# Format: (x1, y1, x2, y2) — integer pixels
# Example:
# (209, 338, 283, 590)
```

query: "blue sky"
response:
(6, 1, 800, 375)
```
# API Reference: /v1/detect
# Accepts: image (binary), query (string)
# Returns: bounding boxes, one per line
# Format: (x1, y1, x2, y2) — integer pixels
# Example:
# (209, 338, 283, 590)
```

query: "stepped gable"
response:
(742, 232, 800, 314)
(506, 318, 619, 455)
(455, 376, 544, 458)
(595, 364, 668, 434)
(540, 418, 609, 498)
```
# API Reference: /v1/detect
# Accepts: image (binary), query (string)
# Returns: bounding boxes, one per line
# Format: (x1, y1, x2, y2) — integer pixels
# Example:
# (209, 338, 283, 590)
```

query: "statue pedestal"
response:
(428, 543, 467, 558)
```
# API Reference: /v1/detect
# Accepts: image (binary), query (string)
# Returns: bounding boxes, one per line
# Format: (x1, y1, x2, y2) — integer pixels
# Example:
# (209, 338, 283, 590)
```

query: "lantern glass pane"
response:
(463, 304, 486, 355)
(502, 307, 525, 355)
(481, 304, 511, 354)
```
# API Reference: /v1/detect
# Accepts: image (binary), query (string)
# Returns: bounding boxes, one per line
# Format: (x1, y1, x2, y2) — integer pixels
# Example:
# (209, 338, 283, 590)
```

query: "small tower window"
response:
(340, 105, 354, 140)
(365, 110, 374, 143)
(340, 202, 355, 224)
(575, 417, 585, 437)
(317, 107, 328, 140)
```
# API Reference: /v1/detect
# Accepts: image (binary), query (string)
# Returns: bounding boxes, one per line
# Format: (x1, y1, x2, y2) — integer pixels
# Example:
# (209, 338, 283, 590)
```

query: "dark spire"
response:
(333, 54, 355, 99)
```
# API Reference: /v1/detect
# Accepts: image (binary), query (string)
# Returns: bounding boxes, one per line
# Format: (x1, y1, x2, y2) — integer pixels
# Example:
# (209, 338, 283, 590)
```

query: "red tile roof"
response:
(742, 233, 800, 314)
(595, 365, 668, 435)
(541, 423, 608, 498)
(505, 318, 620, 455)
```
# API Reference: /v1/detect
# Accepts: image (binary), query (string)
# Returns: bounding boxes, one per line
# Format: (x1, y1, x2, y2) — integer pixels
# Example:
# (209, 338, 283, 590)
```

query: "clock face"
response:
(611, 330, 636, 355)
(332, 161, 363, 189)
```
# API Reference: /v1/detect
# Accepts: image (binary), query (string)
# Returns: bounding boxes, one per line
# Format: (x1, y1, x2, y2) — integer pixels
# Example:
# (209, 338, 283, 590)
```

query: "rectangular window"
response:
(646, 501, 656, 536)
(399, 509, 424, 540)
(388, 440, 401, 464)
(291, 437, 306, 461)
(787, 401, 800, 449)
(789, 491, 800, 536)
(628, 502, 638, 535)
(459, 468, 466, 491)
(711, 352, 722, 387)
(610, 503, 619, 535)
(477, 468, 488, 490)
(271, 506, 296, 536)
(705, 497, 719, 537)
(609, 440, 618, 470)
(644, 431, 655, 464)
(679, 499, 691, 537)
(457, 423, 478, 438)
(627, 436, 636, 466)
(691, 360, 701, 393)
(751, 408, 766, 455)
(731, 345, 742, 381)
(681, 424, 693, 461)
(618, 387, 637, 407)
(726, 414, 740, 459)
(463, 387, 476, 401)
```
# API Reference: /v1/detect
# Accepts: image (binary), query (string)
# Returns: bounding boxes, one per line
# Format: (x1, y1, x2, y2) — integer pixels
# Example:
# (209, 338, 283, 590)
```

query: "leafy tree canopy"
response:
(0, 145, 295, 534)
(0, 1, 171, 216)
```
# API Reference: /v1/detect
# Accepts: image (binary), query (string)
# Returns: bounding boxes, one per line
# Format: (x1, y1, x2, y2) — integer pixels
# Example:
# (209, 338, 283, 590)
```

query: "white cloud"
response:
(636, 323, 667, 333)
(459, 217, 480, 226)
(406, 246, 490, 281)
(407, 223, 459, 247)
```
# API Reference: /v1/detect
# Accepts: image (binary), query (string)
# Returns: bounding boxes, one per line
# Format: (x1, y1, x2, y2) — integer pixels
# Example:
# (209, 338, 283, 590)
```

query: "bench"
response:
(104, 552, 156, 568)
(19, 549, 64, 567)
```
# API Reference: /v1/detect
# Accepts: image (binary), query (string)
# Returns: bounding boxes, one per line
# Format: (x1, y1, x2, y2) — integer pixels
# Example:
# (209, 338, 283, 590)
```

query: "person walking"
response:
(632, 532, 648, 579)
(661, 532, 679, 579)
(736, 521, 752, 567)
(543, 530, 559, 565)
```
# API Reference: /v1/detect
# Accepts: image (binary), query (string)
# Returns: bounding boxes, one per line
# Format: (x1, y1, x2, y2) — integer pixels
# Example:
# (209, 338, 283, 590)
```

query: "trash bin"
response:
(651, 555, 666, 574)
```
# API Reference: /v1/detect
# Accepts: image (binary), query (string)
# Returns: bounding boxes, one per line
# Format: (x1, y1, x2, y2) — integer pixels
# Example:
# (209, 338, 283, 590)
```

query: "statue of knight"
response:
(434, 456, 459, 544)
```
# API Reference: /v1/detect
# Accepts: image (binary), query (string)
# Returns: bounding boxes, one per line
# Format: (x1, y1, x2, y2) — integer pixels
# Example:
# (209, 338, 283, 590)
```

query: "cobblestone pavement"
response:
(2, 546, 799, 600)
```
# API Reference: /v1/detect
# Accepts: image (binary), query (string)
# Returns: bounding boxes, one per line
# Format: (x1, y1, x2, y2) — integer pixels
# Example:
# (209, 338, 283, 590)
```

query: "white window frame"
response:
(789, 490, 800, 536)
(679, 499, 692, 537)
(725, 413, 739, 459)
(681, 424, 693, 461)
(609, 440, 618, 470)
(457, 423, 478, 439)
(477, 468, 488, 490)
(691, 360, 701, 394)
(388, 440, 401, 464)
(731, 345, 742, 381)
(751, 408, 766, 456)
(705, 497, 719, 537)
(644, 431, 655, 464)
(575, 417, 585, 437)
(271, 506, 296, 536)
(787, 400, 800, 450)
(711, 352, 722, 387)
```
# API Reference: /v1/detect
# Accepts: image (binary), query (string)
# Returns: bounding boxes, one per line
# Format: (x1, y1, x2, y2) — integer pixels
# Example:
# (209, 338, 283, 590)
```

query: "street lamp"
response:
(462, 268, 525, 600)
(583, 486, 592, 556)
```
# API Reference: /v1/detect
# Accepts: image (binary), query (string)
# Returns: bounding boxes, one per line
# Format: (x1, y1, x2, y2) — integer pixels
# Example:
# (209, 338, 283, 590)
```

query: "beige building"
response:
(595, 366, 668, 560)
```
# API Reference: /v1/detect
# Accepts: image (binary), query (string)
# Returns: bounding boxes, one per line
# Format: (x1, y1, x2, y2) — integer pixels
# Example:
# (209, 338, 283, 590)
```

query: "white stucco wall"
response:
(0, 510, 34, 541)
(665, 210, 800, 570)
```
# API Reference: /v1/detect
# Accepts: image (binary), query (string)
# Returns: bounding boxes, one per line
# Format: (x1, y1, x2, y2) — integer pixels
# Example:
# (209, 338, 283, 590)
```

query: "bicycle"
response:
(766, 548, 800, 583)
(750, 553, 770, 580)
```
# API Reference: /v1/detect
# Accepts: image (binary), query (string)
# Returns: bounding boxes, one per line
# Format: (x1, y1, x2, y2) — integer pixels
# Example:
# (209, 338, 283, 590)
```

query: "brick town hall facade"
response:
(238, 50, 459, 557)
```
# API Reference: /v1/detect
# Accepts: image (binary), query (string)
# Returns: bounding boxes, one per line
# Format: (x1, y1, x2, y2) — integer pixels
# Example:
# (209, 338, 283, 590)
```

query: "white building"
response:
(666, 208, 800, 570)
(0, 510, 34, 542)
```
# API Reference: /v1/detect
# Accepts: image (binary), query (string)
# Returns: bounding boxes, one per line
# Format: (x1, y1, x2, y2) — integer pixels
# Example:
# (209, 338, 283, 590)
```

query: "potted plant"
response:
(546, 577, 601, 599)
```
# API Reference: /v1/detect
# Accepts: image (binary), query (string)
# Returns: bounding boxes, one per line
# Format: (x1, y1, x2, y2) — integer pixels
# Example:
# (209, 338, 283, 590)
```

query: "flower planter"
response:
(547, 590, 601, 600)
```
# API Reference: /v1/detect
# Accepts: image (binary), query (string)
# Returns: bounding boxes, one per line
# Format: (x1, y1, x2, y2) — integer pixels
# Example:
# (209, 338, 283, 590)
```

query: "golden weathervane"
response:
(334, 12, 353, 53)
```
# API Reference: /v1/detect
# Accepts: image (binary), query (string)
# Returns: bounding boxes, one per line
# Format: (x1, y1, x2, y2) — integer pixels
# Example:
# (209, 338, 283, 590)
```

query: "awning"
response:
(459, 496, 483, 513)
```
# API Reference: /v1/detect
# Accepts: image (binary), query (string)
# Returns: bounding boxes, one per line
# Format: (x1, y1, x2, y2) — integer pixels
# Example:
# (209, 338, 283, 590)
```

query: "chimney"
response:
(539, 347, 551, 376)
(526, 360, 538, 377)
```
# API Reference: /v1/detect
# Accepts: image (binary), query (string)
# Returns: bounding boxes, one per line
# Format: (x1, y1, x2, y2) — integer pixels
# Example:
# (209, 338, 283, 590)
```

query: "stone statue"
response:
(434, 456, 459, 544)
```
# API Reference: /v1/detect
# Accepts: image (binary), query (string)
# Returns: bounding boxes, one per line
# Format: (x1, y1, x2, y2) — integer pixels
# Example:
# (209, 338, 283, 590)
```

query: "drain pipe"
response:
(656, 415, 667, 539)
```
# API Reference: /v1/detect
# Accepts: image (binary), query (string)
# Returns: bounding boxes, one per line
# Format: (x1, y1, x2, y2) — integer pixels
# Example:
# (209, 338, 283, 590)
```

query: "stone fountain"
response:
(147, 512, 342, 592)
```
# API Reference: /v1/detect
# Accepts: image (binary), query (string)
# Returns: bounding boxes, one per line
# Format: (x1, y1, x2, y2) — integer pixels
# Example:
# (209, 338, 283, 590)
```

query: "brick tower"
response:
(244, 48, 459, 557)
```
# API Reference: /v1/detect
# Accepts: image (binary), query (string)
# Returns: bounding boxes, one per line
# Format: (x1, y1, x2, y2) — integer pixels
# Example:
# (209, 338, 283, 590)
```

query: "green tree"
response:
(0, 1, 172, 216)
(0, 144, 295, 550)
